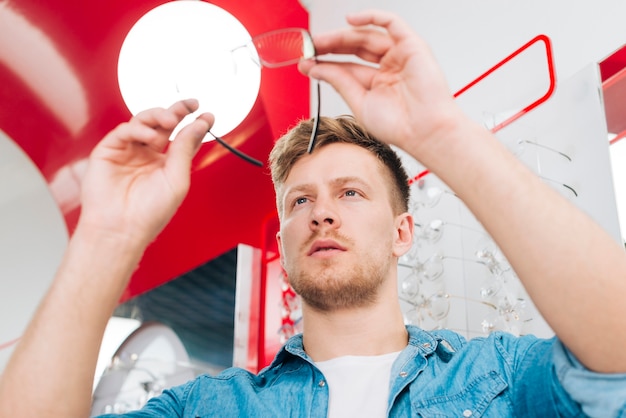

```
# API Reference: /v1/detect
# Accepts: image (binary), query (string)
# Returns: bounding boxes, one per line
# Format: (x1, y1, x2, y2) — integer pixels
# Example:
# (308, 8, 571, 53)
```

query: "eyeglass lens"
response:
(214, 28, 318, 165)
(249, 28, 315, 68)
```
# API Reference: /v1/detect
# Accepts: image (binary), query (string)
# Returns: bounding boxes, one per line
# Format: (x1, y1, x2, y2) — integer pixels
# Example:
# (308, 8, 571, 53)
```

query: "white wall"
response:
(308, 0, 626, 116)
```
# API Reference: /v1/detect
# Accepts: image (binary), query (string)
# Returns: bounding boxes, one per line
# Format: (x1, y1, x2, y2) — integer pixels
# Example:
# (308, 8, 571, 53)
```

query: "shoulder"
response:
(406, 325, 556, 370)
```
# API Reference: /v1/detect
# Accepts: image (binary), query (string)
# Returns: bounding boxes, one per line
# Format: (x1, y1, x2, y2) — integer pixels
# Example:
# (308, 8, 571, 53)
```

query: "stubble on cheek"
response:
(281, 226, 393, 311)
(286, 252, 389, 312)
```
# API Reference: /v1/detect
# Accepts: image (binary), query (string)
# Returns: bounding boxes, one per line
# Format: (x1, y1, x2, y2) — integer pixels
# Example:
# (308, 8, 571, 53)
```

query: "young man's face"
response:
(276, 142, 412, 311)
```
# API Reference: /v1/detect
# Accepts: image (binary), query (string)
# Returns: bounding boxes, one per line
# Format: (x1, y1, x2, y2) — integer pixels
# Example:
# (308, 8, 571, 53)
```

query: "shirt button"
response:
(318, 380, 326, 387)
(422, 343, 431, 349)
(463, 409, 472, 417)
(399, 371, 408, 378)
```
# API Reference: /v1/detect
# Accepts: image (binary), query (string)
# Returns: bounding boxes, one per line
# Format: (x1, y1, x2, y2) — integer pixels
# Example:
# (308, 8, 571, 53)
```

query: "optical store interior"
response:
(2, 0, 626, 414)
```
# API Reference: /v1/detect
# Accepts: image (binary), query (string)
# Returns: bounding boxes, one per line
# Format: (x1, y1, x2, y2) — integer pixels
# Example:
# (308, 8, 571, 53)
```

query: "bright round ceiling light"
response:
(117, 1, 261, 139)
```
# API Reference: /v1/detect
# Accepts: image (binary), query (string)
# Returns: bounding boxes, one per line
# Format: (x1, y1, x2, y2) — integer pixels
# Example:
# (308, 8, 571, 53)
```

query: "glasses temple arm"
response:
(207, 130, 263, 167)
(307, 80, 321, 154)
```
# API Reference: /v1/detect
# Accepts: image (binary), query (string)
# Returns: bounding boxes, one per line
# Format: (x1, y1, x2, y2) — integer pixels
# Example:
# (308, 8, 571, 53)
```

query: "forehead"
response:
(285, 142, 385, 185)
(277, 143, 400, 214)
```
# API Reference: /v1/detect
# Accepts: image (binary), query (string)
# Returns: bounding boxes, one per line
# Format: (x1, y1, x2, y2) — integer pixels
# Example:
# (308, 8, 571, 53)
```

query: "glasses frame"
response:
(307, 80, 321, 153)
(208, 27, 320, 166)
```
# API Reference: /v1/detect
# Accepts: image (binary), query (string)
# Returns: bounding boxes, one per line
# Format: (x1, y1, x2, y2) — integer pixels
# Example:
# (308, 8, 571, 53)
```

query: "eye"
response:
(344, 190, 358, 197)
(295, 197, 308, 206)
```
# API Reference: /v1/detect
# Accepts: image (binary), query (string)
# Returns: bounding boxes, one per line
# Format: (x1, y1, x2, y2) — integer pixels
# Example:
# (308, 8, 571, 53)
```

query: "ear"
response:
(276, 231, 285, 268)
(392, 212, 414, 258)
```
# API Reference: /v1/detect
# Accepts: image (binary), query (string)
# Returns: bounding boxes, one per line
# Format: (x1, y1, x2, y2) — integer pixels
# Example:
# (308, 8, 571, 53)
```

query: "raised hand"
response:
(78, 99, 214, 247)
(299, 10, 465, 154)
(301, 10, 626, 375)
(0, 100, 215, 417)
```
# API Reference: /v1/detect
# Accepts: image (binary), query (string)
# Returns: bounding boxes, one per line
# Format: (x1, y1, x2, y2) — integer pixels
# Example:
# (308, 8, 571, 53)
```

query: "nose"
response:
(310, 198, 340, 230)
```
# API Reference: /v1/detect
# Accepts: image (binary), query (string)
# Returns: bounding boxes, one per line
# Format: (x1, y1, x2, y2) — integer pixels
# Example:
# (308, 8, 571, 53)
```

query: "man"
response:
(1, 9, 626, 417)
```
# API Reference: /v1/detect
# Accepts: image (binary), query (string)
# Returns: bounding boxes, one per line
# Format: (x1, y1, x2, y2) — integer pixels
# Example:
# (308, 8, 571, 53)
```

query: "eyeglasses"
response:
(399, 233, 531, 333)
(409, 184, 459, 211)
(400, 290, 531, 335)
(503, 137, 578, 198)
(413, 218, 489, 245)
(401, 291, 450, 329)
(212, 28, 320, 167)
(400, 251, 511, 284)
(514, 138, 572, 162)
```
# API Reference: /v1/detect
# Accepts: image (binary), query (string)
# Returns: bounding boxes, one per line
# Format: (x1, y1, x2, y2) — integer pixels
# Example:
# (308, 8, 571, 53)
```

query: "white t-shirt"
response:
(315, 351, 401, 418)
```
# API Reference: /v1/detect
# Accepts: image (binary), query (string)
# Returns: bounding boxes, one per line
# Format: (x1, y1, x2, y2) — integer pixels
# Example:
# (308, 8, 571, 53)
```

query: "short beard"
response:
(287, 255, 391, 312)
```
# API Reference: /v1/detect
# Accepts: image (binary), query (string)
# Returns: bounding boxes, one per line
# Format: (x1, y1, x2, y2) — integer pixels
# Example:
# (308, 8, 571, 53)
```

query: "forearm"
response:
(0, 225, 146, 417)
(414, 114, 626, 373)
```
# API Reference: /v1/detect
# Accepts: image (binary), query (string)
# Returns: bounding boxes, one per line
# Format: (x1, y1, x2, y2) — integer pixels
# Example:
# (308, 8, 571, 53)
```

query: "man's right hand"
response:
(0, 100, 214, 417)
(78, 99, 214, 249)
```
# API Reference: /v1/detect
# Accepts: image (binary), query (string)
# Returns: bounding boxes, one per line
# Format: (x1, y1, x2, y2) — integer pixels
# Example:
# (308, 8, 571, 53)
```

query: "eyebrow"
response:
(330, 176, 369, 189)
(283, 176, 370, 200)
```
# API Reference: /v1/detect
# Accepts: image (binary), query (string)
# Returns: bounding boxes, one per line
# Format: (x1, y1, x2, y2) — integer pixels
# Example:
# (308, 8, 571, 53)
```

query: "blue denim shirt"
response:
(98, 326, 626, 417)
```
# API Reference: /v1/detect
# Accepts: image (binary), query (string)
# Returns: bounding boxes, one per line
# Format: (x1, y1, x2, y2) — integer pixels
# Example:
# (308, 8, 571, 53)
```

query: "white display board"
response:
(397, 63, 620, 338)
(0, 130, 68, 371)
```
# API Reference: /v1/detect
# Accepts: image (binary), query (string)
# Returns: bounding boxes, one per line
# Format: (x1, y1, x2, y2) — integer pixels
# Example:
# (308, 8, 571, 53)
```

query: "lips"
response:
(307, 239, 347, 256)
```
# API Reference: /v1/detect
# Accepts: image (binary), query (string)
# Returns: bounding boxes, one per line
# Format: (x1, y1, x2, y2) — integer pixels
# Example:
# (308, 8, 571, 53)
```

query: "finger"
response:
(302, 59, 377, 89)
(99, 121, 161, 147)
(134, 99, 199, 131)
(304, 61, 379, 119)
(164, 112, 215, 186)
(346, 9, 417, 45)
(312, 27, 393, 64)
(92, 120, 168, 163)
(119, 99, 200, 152)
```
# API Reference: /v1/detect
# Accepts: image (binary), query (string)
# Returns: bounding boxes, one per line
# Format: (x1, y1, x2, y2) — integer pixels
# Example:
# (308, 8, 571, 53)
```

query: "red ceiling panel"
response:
(600, 44, 626, 142)
(0, 0, 309, 301)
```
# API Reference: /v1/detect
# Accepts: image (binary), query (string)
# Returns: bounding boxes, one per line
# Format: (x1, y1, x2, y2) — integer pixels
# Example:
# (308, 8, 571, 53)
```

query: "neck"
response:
(300, 281, 408, 362)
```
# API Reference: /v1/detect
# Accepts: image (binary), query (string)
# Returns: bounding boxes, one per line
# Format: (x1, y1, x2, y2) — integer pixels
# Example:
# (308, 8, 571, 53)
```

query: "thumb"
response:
(165, 112, 214, 187)
(302, 61, 372, 119)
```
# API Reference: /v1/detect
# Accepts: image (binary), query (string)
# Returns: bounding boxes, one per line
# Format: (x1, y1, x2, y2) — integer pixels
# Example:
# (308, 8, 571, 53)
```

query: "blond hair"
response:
(269, 115, 410, 216)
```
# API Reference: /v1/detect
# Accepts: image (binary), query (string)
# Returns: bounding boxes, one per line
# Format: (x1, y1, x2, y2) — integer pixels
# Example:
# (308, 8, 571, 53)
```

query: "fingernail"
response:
(182, 98, 199, 112)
